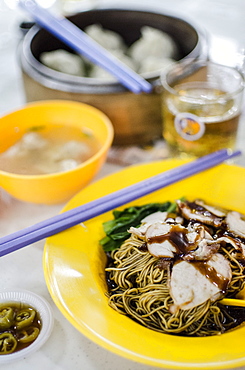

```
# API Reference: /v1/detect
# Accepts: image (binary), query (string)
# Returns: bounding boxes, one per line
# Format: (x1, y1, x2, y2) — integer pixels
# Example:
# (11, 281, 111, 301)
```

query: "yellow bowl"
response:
(0, 100, 114, 204)
(43, 159, 245, 369)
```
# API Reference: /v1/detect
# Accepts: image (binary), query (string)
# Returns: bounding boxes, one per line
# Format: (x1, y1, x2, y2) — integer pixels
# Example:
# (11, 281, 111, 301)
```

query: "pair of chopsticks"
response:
(0, 149, 241, 257)
(18, 0, 152, 94)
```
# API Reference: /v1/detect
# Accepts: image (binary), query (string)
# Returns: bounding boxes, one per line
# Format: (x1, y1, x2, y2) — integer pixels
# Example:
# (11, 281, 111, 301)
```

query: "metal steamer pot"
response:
(20, 8, 207, 145)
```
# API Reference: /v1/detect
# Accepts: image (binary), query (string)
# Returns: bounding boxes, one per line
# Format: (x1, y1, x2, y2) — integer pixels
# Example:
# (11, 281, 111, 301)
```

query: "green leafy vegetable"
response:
(100, 201, 176, 252)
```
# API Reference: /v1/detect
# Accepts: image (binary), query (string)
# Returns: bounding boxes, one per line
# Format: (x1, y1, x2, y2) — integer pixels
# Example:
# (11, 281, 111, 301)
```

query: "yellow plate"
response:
(43, 159, 245, 369)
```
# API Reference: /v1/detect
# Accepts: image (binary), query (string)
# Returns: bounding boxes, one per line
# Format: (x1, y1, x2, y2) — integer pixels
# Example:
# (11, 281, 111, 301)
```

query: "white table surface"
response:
(0, 0, 245, 369)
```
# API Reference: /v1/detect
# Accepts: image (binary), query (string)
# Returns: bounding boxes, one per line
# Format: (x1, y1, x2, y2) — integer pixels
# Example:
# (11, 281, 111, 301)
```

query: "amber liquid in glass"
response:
(162, 83, 240, 157)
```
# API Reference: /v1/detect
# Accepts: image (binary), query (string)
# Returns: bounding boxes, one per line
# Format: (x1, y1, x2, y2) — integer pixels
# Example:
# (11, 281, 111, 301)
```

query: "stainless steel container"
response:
(20, 8, 206, 145)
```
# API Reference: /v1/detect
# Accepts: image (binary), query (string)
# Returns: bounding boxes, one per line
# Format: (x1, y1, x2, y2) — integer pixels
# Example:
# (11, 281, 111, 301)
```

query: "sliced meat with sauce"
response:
(184, 224, 220, 261)
(183, 239, 220, 261)
(145, 222, 176, 258)
(146, 221, 219, 260)
(129, 202, 245, 263)
(177, 200, 224, 227)
(169, 253, 232, 313)
(195, 200, 226, 217)
(226, 211, 245, 239)
(134, 219, 220, 260)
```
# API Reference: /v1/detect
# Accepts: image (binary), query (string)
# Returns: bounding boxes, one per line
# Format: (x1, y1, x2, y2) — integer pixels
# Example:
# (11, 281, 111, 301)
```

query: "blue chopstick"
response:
(0, 149, 241, 257)
(19, 0, 152, 94)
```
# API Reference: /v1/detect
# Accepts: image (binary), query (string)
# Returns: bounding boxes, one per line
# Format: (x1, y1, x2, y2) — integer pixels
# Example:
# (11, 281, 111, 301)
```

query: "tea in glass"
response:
(161, 61, 244, 157)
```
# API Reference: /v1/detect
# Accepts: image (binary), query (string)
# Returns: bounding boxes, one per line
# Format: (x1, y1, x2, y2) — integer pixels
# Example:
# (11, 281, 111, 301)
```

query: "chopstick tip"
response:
(227, 148, 242, 158)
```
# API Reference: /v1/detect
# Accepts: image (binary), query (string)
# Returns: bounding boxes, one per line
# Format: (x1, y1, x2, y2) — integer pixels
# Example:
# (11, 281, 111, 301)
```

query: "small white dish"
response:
(0, 289, 54, 363)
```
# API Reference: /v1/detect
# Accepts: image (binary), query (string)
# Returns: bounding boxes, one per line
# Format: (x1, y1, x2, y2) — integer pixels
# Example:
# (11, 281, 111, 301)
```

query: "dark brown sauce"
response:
(105, 253, 118, 292)
(138, 242, 148, 252)
(186, 202, 213, 217)
(147, 224, 230, 291)
(185, 201, 224, 226)
(192, 261, 229, 292)
(215, 230, 245, 261)
(0, 303, 41, 355)
(177, 305, 245, 336)
(224, 231, 245, 245)
(187, 201, 213, 216)
(147, 225, 197, 255)
(222, 305, 245, 331)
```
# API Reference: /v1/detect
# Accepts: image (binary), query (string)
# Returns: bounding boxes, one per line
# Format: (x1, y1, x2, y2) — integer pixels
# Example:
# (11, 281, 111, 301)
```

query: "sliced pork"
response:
(177, 200, 224, 227)
(127, 199, 245, 312)
(195, 199, 226, 217)
(169, 253, 232, 313)
(226, 211, 245, 239)
(145, 222, 176, 258)
(128, 211, 168, 239)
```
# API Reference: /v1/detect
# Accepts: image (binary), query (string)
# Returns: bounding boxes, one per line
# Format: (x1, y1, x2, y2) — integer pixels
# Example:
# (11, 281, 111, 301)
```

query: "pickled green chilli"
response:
(0, 333, 17, 354)
(0, 307, 14, 330)
(15, 308, 36, 329)
(0, 303, 41, 355)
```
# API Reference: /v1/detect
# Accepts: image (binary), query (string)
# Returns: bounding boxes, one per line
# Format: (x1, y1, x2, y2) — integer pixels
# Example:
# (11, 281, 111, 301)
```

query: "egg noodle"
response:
(105, 234, 245, 337)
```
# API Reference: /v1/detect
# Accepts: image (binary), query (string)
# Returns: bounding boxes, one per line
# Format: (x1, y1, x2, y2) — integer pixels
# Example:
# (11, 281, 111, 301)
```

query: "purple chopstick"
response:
(19, 0, 152, 94)
(0, 148, 232, 245)
(0, 148, 241, 257)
